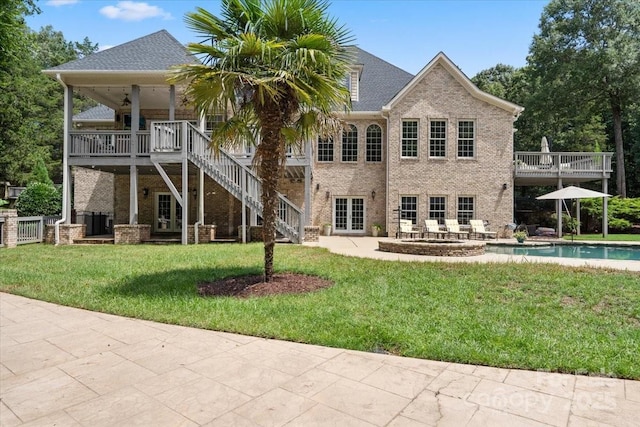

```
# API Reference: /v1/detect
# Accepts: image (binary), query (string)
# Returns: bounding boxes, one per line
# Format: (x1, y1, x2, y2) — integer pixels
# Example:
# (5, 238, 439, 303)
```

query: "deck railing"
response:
(69, 129, 305, 162)
(16, 216, 60, 245)
(514, 152, 612, 177)
(69, 131, 151, 156)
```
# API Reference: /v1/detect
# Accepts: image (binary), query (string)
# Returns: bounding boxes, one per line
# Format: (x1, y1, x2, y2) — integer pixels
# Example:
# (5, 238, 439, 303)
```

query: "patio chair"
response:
(444, 219, 469, 239)
(423, 220, 447, 239)
(469, 219, 497, 240)
(398, 219, 421, 239)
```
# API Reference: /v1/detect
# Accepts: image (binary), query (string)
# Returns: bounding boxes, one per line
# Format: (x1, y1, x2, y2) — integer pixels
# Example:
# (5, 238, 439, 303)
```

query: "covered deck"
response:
(514, 151, 613, 237)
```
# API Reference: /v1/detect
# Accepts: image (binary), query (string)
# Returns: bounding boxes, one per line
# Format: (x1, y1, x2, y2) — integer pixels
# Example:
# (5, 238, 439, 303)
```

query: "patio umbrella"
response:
(540, 136, 552, 166)
(536, 186, 611, 239)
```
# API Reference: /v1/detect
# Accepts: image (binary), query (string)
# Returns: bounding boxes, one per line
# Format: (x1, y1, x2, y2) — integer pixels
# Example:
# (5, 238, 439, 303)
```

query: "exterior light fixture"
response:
(371, 190, 376, 200)
(325, 191, 330, 200)
(502, 183, 508, 190)
(142, 188, 149, 198)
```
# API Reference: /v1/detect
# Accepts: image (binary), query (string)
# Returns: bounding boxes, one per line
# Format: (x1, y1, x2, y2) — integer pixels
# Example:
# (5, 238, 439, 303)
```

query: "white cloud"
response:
(46, 0, 79, 6)
(99, 1, 172, 22)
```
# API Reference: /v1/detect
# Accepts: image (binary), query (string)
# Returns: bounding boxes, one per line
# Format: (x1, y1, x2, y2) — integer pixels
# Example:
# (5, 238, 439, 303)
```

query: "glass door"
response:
(334, 197, 365, 233)
(155, 193, 182, 232)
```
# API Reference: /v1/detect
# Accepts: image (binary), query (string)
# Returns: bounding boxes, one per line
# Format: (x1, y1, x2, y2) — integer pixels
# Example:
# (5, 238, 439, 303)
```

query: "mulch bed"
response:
(198, 273, 334, 298)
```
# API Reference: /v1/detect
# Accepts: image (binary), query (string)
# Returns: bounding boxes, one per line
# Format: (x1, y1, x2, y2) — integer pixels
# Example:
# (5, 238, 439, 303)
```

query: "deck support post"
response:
(602, 179, 609, 238)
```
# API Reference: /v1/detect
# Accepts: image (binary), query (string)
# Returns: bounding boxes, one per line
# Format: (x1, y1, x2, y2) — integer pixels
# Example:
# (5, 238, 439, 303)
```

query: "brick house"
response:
(44, 30, 611, 244)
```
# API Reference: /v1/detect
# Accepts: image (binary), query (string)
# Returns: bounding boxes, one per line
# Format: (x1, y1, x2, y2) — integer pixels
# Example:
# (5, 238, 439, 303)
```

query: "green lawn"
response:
(1, 243, 639, 379)
(567, 233, 640, 242)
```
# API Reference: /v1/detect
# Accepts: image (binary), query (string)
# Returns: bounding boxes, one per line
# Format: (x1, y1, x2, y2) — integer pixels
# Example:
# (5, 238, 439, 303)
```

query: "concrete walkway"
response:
(2, 293, 639, 426)
(306, 236, 640, 272)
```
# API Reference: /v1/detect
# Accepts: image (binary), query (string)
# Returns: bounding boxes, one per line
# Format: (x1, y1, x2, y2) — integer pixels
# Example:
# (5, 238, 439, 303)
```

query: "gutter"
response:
(54, 73, 70, 245)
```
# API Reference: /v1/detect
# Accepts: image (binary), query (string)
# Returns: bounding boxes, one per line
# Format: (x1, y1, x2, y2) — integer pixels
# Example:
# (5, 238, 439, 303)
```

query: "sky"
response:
(26, 0, 549, 77)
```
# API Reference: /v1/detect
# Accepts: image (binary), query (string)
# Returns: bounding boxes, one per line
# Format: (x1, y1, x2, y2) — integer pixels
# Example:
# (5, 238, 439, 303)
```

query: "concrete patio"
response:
(1, 292, 638, 426)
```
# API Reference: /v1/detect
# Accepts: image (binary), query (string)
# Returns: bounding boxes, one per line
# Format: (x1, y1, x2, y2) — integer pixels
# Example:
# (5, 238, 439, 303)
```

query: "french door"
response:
(155, 193, 182, 232)
(334, 197, 365, 233)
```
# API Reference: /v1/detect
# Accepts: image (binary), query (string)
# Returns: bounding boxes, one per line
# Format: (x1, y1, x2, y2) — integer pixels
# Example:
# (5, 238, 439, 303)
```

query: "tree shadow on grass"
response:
(100, 266, 263, 299)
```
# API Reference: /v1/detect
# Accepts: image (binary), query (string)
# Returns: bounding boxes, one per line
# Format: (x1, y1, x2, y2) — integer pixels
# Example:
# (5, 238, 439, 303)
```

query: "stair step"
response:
(74, 238, 114, 245)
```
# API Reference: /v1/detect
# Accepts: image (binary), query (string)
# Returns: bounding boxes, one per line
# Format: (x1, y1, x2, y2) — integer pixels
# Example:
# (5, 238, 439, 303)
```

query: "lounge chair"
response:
(423, 220, 447, 239)
(469, 219, 497, 240)
(444, 219, 469, 239)
(398, 219, 421, 239)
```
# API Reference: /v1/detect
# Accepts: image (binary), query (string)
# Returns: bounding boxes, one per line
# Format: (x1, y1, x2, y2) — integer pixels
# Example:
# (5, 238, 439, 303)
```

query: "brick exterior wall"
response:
(303, 225, 320, 242)
(384, 64, 515, 238)
(72, 167, 114, 213)
(114, 174, 243, 238)
(311, 118, 388, 235)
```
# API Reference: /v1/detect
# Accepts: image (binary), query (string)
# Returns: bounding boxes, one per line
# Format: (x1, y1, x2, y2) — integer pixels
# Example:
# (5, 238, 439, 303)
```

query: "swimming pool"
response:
(486, 244, 640, 261)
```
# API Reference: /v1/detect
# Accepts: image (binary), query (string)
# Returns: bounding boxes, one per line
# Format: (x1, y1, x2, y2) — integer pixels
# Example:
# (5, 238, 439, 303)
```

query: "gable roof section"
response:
(44, 30, 196, 73)
(383, 52, 524, 115)
(350, 47, 414, 112)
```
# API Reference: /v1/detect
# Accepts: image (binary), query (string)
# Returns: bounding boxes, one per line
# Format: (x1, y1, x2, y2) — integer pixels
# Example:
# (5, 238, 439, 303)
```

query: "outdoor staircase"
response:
(151, 122, 304, 243)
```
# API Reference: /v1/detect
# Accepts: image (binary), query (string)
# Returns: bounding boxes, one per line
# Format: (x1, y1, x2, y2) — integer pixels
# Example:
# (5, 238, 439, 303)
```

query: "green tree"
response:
(15, 182, 62, 216)
(528, 0, 640, 197)
(29, 156, 53, 185)
(0, 18, 98, 185)
(172, 0, 352, 282)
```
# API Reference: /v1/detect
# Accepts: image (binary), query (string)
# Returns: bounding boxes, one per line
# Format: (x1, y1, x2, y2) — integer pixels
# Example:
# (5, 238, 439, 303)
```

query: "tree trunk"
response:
(256, 104, 286, 283)
(610, 97, 626, 198)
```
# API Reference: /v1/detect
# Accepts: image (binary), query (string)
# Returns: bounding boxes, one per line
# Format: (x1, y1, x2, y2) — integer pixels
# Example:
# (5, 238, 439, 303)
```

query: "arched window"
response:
(366, 124, 382, 162)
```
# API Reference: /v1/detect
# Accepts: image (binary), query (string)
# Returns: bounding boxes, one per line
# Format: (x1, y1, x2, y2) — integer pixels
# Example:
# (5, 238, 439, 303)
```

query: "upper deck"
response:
(514, 152, 612, 186)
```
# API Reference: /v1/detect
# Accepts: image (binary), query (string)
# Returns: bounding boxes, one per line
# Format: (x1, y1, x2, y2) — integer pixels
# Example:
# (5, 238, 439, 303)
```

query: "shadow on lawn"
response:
(100, 266, 263, 298)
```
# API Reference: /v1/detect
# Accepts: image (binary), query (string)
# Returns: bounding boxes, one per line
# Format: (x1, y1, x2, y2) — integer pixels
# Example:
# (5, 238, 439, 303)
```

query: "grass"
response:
(566, 233, 640, 242)
(1, 243, 639, 379)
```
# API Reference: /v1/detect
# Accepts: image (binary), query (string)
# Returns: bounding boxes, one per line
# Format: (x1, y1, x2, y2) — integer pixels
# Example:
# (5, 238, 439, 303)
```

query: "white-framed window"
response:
(429, 120, 446, 158)
(401, 120, 418, 158)
(205, 113, 225, 131)
(317, 136, 333, 162)
(429, 196, 447, 223)
(457, 120, 475, 158)
(400, 195, 418, 225)
(366, 124, 382, 162)
(342, 124, 358, 162)
(457, 196, 475, 225)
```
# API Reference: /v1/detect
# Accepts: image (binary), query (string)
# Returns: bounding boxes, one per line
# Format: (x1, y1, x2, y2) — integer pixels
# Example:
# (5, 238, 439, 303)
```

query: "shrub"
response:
(581, 197, 640, 232)
(15, 183, 62, 216)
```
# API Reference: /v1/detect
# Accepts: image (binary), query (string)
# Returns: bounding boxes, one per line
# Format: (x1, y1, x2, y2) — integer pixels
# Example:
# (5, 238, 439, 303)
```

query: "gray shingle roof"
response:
(73, 105, 114, 121)
(46, 30, 197, 72)
(350, 47, 414, 112)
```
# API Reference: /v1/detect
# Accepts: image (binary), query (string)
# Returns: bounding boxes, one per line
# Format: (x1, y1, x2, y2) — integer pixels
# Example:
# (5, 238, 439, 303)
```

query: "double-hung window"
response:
(366, 124, 382, 162)
(457, 121, 475, 158)
(317, 137, 334, 162)
(401, 120, 418, 158)
(342, 124, 358, 162)
(429, 196, 446, 224)
(400, 196, 418, 225)
(457, 196, 474, 225)
(429, 120, 446, 158)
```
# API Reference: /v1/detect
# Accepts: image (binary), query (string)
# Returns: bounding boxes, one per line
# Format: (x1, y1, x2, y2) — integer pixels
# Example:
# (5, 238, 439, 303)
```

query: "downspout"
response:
(54, 73, 70, 245)
(383, 111, 390, 236)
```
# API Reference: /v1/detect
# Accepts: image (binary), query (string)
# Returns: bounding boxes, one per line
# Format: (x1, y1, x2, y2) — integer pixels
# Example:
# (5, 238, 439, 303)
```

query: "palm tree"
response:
(172, 0, 353, 282)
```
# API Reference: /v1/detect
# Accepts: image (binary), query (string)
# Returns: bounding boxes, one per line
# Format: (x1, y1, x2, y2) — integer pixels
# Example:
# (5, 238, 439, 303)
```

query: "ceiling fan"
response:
(121, 94, 131, 106)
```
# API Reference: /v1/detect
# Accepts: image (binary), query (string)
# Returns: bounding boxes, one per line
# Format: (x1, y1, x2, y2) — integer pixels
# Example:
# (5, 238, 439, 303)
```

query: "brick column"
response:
(1, 209, 18, 248)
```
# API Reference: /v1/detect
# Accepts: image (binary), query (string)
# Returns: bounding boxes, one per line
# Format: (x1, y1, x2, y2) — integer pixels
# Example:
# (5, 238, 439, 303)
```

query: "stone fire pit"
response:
(378, 239, 485, 257)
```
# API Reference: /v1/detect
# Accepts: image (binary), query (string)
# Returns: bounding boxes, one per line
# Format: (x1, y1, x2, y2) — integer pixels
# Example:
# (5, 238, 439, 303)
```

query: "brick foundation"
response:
(114, 224, 151, 244)
(187, 224, 216, 243)
(44, 224, 86, 245)
(303, 226, 320, 242)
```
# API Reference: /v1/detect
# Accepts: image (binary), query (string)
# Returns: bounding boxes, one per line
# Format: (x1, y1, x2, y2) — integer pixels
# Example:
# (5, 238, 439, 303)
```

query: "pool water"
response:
(486, 244, 640, 261)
